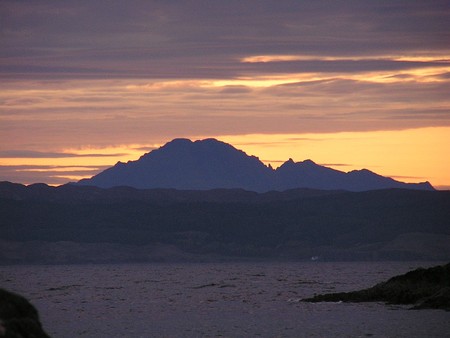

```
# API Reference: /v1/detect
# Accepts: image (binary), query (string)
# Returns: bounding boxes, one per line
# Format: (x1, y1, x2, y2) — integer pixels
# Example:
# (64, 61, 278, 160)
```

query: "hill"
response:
(1, 182, 449, 264)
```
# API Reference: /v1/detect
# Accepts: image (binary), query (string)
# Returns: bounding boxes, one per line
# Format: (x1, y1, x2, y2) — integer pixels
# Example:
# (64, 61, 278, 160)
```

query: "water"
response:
(1, 261, 449, 337)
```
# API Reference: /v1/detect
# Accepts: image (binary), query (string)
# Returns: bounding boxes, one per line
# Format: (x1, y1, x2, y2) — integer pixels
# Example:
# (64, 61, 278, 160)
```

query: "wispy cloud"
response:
(241, 54, 450, 64)
(131, 146, 158, 152)
(0, 150, 129, 158)
(319, 163, 354, 168)
(0, 165, 108, 170)
(0, 164, 108, 185)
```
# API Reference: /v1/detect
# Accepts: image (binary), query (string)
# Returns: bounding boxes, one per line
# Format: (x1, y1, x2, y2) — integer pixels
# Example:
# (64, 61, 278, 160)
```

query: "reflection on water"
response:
(1, 262, 448, 337)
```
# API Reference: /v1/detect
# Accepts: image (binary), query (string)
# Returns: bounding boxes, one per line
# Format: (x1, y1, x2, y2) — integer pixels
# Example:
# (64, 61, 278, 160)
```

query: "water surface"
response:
(1, 261, 448, 337)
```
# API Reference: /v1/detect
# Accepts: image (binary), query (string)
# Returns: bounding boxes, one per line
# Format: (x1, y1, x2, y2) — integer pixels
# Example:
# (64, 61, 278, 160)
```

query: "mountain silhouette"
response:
(79, 138, 272, 191)
(77, 138, 434, 192)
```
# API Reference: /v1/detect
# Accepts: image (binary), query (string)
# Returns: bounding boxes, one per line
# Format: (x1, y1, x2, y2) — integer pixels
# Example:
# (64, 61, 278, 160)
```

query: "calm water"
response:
(1, 261, 449, 337)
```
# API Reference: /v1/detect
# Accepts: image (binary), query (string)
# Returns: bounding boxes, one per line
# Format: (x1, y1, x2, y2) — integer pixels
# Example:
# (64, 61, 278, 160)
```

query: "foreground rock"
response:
(0, 288, 50, 337)
(302, 263, 450, 310)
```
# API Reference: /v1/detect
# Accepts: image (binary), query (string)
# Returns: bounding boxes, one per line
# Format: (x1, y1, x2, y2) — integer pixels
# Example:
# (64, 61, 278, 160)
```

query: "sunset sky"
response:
(1, 1, 449, 189)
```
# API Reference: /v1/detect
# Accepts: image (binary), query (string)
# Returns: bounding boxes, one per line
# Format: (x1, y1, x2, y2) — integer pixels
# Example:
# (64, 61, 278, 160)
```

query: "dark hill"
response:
(77, 138, 434, 192)
(1, 182, 449, 264)
(0, 181, 343, 204)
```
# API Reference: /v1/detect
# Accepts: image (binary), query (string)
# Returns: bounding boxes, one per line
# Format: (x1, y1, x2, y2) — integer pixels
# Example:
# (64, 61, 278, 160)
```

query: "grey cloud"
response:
(132, 146, 158, 152)
(267, 77, 450, 104)
(0, 165, 109, 170)
(436, 72, 450, 79)
(384, 109, 450, 121)
(219, 86, 253, 94)
(0, 150, 129, 158)
(285, 137, 326, 141)
(0, 164, 108, 185)
(1, 1, 449, 79)
(0, 171, 71, 185)
(230, 140, 300, 147)
(242, 60, 450, 75)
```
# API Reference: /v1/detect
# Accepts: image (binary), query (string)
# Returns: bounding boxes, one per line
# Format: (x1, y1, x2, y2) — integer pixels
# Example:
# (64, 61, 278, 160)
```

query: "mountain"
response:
(274, 159, 432, 191)
(79, 138, 273, 192)
(77, 138, 434, 192)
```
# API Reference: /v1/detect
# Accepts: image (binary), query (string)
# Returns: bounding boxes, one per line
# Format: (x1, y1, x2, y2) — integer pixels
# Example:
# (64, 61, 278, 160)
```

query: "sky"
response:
(1, 0, 449, 189)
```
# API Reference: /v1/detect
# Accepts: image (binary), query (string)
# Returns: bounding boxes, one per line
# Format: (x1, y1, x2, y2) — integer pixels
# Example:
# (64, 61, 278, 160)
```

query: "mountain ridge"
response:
(77, 138, 434, 192)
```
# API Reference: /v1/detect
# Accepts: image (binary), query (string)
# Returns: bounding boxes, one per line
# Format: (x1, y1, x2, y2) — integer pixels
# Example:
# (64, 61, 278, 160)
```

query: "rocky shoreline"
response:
(302, 263, 450, 310)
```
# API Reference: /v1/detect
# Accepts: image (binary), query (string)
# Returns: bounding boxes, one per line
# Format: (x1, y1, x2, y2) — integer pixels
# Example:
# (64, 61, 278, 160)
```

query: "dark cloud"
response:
(219, 86, 252, 94)
(1, 1, 449, 79)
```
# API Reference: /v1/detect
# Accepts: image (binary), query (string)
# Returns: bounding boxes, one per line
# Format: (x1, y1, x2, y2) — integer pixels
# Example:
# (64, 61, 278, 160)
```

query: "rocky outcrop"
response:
(302, 263, 450, 310)
(0, 288, 50, 337)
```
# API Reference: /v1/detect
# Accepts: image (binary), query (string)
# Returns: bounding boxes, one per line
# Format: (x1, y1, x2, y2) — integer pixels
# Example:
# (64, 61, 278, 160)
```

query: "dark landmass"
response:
(0, 181, 345, 204)
(0, 288, 50, 337)
(302, 263, 450, 311)
(77, 138, 434, 192)
(1, 182, 449, 264)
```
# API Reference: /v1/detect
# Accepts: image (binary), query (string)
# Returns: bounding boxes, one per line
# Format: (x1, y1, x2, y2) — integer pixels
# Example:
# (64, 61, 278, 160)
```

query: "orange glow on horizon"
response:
(213, 127, 450, 188)
(1, 128, 449, 189)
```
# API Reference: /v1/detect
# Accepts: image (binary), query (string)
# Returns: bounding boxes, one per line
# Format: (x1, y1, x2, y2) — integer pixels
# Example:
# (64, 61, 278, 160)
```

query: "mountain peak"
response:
(278, 158, 318, 170)
(159, 138, 236, 154)
(165, 138, 193, 146)
(195, 138, 220, 144)
(300, 159, 317, 166)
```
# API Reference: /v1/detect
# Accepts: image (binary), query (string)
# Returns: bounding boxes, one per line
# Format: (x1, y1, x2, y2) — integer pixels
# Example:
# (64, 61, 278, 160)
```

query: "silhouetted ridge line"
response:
(0, 181, 449, 263)
(77, 138, 434, 192)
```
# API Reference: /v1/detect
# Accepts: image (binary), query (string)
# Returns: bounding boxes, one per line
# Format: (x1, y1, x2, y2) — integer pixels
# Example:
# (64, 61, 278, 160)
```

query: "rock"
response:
(413, 287, 450, 310)
(0, 288, 50, 337)
(302, 263, 450, 310)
